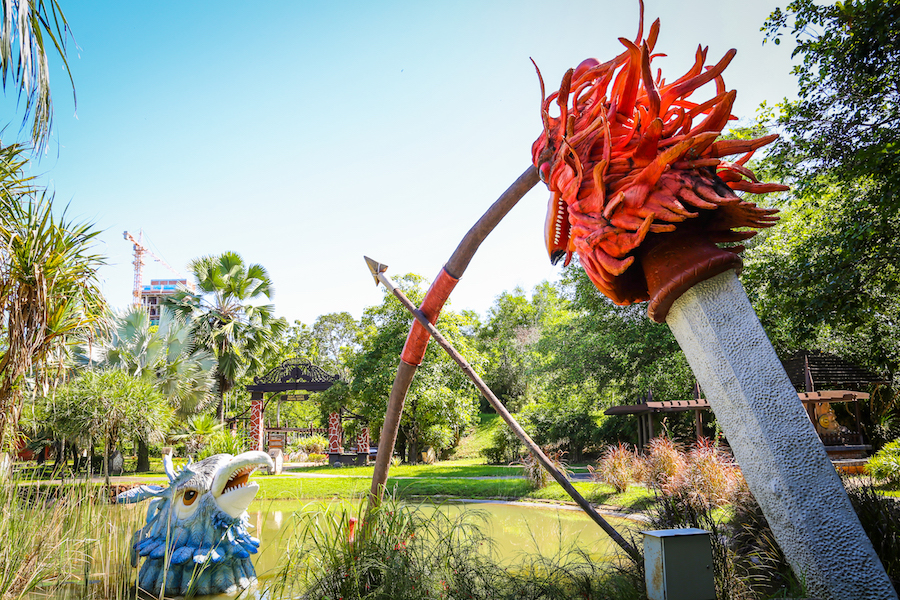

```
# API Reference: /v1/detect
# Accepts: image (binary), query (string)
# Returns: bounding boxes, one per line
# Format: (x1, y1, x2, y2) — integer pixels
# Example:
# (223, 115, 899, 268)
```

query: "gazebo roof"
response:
(246, 358, 340, 393)
(781, 350, 886, 392)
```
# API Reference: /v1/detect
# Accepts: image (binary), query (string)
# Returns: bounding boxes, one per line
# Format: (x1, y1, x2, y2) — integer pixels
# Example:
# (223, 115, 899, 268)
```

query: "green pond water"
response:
(33, 499, 636, 598)
(249, 499, 637, 585)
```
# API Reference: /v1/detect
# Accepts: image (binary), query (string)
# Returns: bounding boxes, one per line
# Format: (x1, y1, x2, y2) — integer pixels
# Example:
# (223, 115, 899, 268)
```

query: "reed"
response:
(266, 496, 645, 600)
(0, 472, 141, 600)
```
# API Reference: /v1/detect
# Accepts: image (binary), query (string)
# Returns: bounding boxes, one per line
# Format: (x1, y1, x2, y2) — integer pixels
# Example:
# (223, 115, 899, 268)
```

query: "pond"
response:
(249, 499, 638, 585)
(27, 498, 637, 599)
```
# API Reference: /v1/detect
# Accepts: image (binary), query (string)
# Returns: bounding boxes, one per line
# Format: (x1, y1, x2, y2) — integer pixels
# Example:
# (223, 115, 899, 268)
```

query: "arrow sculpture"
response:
(365, 2, 894, 596)
(364, 256, 639, 561)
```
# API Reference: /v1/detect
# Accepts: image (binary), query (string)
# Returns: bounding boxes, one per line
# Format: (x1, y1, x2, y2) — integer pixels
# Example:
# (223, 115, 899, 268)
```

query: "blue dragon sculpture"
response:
(116, 451, 274, 596)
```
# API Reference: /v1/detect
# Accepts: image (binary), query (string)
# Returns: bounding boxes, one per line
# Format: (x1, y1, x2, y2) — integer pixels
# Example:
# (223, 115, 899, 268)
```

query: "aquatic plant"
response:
(267, 498, 645, 600)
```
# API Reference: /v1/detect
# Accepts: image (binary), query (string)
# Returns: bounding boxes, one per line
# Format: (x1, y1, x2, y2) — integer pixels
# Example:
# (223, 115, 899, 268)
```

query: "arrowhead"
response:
(364, 256, 388, 285)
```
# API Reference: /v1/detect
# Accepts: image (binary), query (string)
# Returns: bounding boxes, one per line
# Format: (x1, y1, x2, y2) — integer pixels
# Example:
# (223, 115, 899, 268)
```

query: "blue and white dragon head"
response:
(116, 451, 274, 596)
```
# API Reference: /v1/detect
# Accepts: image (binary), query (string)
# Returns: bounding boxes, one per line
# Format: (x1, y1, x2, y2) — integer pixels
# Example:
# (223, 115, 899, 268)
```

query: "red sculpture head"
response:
(532, 3, 787, 322)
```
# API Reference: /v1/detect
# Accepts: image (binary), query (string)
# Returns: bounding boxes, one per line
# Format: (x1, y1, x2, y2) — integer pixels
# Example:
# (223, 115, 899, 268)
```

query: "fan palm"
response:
(166, 251, 288, 422)
(94, 305, 217, 418)
(79, 305, 216, 470)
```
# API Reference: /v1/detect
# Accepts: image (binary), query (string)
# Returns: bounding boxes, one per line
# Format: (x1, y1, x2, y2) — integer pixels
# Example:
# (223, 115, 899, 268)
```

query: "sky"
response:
(7, 0, 799, 325)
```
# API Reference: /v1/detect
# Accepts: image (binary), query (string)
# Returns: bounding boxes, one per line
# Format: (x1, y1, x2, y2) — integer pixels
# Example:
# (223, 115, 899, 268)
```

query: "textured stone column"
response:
(667, 271, 894, 600)
(327, 412, 343, 454)
(249, 395, 264, 452)
(357, 426, 370, 455)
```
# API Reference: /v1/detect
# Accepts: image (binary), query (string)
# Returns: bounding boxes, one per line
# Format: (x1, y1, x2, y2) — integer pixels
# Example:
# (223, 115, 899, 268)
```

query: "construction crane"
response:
(123, 230, 185, 307)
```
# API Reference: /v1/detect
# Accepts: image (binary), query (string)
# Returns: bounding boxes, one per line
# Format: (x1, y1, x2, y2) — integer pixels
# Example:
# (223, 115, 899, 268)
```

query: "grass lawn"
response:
(287, 459, 521, 478)
(452, 412, 502, 460)
(254, 472, 654, 512)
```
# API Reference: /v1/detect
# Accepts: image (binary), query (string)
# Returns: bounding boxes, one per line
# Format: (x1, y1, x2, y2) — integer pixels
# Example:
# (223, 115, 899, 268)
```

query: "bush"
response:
(308, 453, 327, 463)
(481, 425, 521, 465)
(845, 479, 900, 587)
(197, 430, 251, 460)
(671, 438, 742, 510)
(293, 435, 328, 455)
(519, 398, 601, 462)
(866, 439, 900, 485)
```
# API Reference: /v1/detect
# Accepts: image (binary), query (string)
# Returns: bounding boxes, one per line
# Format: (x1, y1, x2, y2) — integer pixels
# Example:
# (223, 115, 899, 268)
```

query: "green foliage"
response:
(866, 439, 900, 485)
(81, 305, 216, 419)
(165, 251, 289, 420)
(197, 429, 251, 459)
(268, 499, 644, 600)
(43, 370, 172, 482)
(520, 393, 602, 462)
(481, 423, 522, 465)
(0, 0, 74, 151)
(545, 265, 694, 413)
(845, 479, 900, 584)
(0, 475, 142, 599)
(763, 0, 900, 203)
(0, 159, 106, 451)
(292, 434, 328, 455)
(745, 0, 900, 397)
(345, 274, 482, 463)
(475, 283, 571, 410)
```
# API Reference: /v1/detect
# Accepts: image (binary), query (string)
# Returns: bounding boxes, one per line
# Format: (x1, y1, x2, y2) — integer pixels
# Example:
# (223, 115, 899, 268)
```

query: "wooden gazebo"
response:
(245, 358, 372, 466)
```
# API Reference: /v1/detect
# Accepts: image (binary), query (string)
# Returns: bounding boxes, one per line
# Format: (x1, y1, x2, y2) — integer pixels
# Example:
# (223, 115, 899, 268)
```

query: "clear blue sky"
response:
(7, 0, 798, 324)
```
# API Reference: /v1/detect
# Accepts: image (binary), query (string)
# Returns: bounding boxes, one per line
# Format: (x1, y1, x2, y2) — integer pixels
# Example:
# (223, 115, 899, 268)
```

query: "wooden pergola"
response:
(605, 350, 883, 456)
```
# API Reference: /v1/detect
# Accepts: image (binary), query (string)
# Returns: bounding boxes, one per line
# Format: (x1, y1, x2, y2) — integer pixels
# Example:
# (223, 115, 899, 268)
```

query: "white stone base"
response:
(667, 271, 894, 600)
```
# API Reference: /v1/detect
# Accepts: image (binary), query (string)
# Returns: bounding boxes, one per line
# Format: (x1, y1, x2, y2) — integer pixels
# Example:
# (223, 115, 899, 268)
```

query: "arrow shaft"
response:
(374, 276, 640, 561)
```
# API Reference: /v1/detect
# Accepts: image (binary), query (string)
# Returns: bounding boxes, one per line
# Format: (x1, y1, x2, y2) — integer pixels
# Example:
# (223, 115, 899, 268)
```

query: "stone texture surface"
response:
(667, 271, 895, 600)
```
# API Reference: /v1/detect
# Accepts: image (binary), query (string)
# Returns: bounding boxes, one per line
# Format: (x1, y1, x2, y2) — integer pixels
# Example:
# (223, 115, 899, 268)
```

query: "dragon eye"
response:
(539, 162, 551, 183)
(183, 490, 198, 506)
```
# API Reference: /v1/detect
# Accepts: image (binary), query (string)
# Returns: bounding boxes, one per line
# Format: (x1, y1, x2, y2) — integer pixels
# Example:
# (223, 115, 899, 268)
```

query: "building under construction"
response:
(141, 279, 191, 325)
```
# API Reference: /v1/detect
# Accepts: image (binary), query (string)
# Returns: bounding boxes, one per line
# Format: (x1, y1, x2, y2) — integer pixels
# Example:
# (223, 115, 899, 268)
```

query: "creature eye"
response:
(183, 490, 198, 506)
(539, 162, 551, 183)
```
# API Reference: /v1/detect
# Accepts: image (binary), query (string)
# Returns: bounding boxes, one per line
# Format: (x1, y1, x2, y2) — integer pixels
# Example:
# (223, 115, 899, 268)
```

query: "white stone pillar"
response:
(666, 270, 894, 600)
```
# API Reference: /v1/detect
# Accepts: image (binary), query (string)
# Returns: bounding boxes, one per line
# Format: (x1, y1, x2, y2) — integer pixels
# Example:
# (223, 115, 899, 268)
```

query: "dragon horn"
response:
(163, 454, 178, 482)
(116, 484, 165, 504)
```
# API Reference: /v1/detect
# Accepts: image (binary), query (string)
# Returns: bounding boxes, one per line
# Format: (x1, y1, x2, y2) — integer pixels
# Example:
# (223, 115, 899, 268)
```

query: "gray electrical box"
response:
(643, 528, 716, 600)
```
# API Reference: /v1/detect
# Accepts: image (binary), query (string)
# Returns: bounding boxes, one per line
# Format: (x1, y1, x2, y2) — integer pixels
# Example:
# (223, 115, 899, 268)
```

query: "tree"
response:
(0, 0, 75, 151)
(46, 369, 171, 486)
(79, 305, 216, 470)
(763, 0, 900, 206)
(537, 264, 696, 444)
(311, 312, 360, 378)
(740, 1, 900, 384)
(476, 283, 570, 410)
(341, 274, 483, 463)
(165, 252, 288, 422)
(96, 306, 216, 419)
(0, 160, 105, 452)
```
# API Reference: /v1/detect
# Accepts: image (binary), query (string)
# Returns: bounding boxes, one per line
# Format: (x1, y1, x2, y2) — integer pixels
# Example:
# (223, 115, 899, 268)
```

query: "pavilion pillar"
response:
(250, 392, 264, 452)
(327, 412, 343, 454)
(357, 426, 370, 454)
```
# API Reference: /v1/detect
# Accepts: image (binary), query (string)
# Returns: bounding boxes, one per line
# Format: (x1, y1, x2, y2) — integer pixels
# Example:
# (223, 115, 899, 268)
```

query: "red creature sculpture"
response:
(531, 2, 787, 322)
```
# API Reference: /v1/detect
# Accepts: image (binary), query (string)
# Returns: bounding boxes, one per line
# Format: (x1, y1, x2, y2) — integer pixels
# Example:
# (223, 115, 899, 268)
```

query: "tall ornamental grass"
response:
(0, 472, 141, 600)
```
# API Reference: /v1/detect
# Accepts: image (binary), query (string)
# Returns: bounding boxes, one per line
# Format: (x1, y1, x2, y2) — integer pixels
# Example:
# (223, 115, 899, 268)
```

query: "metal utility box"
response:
(643, 528, 716, 600)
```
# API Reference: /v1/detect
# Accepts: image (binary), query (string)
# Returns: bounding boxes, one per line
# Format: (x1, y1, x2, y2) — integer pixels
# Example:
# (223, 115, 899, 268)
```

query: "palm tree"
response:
(0, 0, 75, 151)
(0, 152, 105, 452)
(166, 252, 288, 422)
(80, 305, 216, 470)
